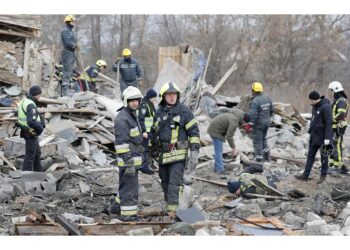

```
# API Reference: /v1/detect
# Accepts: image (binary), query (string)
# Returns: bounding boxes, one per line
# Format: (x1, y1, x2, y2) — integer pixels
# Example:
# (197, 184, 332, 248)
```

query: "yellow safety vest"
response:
(17, 98, 40, 133)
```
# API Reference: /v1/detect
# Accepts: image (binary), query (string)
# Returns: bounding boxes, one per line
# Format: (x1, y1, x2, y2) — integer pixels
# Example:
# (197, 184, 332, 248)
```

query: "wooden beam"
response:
(211, 63, 237, 95)
(0, 154, 17, 171)
(189, 176, 227, 187)
(55, 215, 85, 235)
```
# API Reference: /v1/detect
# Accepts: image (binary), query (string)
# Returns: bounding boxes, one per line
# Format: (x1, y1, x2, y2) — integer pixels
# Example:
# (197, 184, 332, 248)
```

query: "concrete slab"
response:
(176, 207, 206, 224)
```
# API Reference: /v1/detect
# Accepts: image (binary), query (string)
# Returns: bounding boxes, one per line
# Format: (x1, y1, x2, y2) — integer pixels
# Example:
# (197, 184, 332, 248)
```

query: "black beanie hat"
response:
(228, 181, 241, 193)
(309, 90, 320, 100)
(243, 113, 251, 123)
(29, 85, 42, 97)
(145, 88, 157, 100)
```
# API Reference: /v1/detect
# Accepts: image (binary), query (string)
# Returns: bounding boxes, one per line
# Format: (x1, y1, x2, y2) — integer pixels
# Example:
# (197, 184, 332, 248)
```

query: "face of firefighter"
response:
(149, 97, 158, 106)
(327, 89, 334, 99)
(164, 92, 177, 105)
(128, 99, 141, 110)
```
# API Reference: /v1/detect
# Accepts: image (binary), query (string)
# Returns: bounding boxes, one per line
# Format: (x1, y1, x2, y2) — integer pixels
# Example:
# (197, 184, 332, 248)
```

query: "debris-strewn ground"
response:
(1, 92, 350, 235)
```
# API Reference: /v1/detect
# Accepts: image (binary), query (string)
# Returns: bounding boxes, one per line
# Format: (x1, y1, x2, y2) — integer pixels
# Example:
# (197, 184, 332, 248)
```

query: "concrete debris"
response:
(195, 228, 210, 236)
(126, 227, 154, 236)
(304, 220, 327, 235)
(62, 213, 94, 224)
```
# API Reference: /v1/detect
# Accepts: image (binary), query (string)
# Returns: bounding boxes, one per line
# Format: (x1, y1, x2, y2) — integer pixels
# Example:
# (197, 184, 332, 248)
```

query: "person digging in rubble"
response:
(17, 85, 45, 172)
(148, 82, 200, 218)
(112, 48, 144, 95)
(328, 81, 349, 175)
(246, 82, 274, 162)
(76, 59, 107, 93)
(110, 86, 144, 222)
(179, 43, 206, 84)
(295, 90, 333, 184)
(138, 88, 158, 175)
(207, 108, 251, 179)
(227, 172, 276, 199)
(60, 15, 77, 96)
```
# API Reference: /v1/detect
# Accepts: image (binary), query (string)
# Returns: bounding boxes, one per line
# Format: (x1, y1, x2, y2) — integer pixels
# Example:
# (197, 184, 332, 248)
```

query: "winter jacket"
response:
(248, 93, 274, 127)
(17, 95, 44, 136)
(112, 57, 143, 82)
(308, 96, 333, 146)
(79, 64, 100, 83)
(207, 108, 244, 149)
(114, 107, 144, 168)
(61, 24, 76, 52)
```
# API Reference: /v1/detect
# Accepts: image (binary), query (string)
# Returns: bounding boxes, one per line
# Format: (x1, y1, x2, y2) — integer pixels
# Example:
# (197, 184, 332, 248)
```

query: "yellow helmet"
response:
(122, 86, 143, 107)
(64, 15, 75, 23)
(251, 82, 263, 92)
(159, 81, 181, 99)
(96, 59, 107, 68)
(122, 48, 132, 57)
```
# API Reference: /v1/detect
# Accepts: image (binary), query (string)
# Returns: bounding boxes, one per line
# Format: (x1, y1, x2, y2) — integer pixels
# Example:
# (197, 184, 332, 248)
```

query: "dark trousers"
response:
(159, 161, 185, 206)
(252, 125, 269, 158)
(330, 127, 346, 167)
(23, 134, 42, 172)
(120, 80, 138, 96)
(118, 168, 139, 215)
(140, 136, 150, 170)
(303, 143, 328, 177)
(61, 50, 75, 85)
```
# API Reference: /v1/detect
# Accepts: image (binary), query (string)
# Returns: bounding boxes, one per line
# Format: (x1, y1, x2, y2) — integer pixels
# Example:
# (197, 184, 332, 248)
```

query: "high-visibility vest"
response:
(239, 173, 268, 195)
(332, 97, 348, 128)
(17, 98, 40, 132)
(79, 66, 98, 82)
(144, 103, 154, 133)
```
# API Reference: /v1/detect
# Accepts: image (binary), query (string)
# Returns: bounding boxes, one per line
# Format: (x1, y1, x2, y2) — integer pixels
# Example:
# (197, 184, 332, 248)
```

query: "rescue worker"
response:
(149, 82, 200, 218)
(295, 90, 332, 184)
(76, 60, 107, 93)
(207, 109, 251, 178)
(112, 48, 144, 95)
(180, 44, 206, 83)
(138, 88, 158, 175)
(60, 15, 77, 96)
(111, 86, 144, 221)
(328, 81, 349, 175)
(17, 85, 45, 172)
(246, 82, 274, 162)
(227, 173, 276, 199)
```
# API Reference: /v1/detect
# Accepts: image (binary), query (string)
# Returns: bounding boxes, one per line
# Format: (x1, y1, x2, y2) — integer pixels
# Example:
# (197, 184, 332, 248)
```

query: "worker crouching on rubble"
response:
(207, 109, 251, 179)
(227, 173, 276, 199)
(17, 85, 45, 172)
(76, 59, 107, 93)
(111, 86, 144, 222)
(149, 82, 200, 218)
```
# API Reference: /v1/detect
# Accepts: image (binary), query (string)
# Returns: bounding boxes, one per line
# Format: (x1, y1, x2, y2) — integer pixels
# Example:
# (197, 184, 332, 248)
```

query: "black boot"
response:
(140, 167, 155, 175)
(294, 173, 311, 181)
(340, 165, 349, 175)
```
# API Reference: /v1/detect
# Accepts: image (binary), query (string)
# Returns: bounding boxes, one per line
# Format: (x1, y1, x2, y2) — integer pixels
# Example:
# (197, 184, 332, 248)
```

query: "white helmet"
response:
(122, 86, 143, 107)
(328, 81, 344, 93)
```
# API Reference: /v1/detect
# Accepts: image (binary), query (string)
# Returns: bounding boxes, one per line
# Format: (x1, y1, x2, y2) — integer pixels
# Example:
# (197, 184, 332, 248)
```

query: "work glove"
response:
(125, 166, 136, 176)
(138, 78, 144, 86)
(243, 123, 252, 134)
(187, 150, 199, 171)
(324, 139, 330, 145)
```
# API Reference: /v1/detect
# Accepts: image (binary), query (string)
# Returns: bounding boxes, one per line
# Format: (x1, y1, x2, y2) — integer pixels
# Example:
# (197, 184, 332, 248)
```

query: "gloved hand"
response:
(324, 139, 330, 145)
(138, 79, 144, 86)
(232, 147, 239, 157)
(125, 166, 136, 176)
(187, 151, 199, 171)
(243, 123, 252, 133)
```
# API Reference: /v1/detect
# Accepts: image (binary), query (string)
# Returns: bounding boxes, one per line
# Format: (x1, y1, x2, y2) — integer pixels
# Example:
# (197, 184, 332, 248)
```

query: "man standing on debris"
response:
(17, 85, 45, 172)
(207, 109, 251, 178)
(180, 44, 206, 83)
(328, 81, 349, 175)
(295, 90, 333, 184)
(60, 15, 77, 96)
(112, 48, 144, 95)
(149, 82, 200, 218)
(112, 86, 144, 221)
(227, 172, 276, 199)
(246, 82, 274, 162)
(138, 88, 158, 175)
(76, 59, 107, 93)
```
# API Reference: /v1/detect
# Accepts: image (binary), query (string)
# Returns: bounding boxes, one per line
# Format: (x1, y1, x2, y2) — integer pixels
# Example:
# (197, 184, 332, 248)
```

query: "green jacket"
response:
(207, 108, 244, 149)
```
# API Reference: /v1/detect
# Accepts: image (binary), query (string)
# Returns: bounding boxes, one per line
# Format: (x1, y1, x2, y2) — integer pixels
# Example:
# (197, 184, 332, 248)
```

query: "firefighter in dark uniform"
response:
(110, 86, 144, 222)
(60, 15, 77, 96)
(112, 48, 144, 95)
(77, 59, 107, 93)
(295, 90, 333, 184)
(328, 81, 349, 175)
(149, 82, 200, 218)
(247, 82, 274, 162)
(17, 85, 45, 172)
(138, 88, 158, 175)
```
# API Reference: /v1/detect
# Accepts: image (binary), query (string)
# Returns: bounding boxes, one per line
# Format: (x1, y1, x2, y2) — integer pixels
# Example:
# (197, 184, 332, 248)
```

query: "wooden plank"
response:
(0, 69, 21, 85)
(55, 215, 85, 235)
(87, 116, 106, 129)
(22, 38, 30, 90)
(82, 223, 171, 235)
(39, 134, 56, 147)
(0, 15, 41, 30)
(189, 176, 227, 187)
(92, 132, 112, 144)
(15, 224, 68, 235)
(0, 154, 17, 171)
(211, 63, 237, 95)
(269, 217, 296, 236)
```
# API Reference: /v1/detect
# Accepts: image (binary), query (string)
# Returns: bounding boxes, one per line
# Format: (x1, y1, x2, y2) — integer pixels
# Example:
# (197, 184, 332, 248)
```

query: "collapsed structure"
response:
(1, 19, 350, 236)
